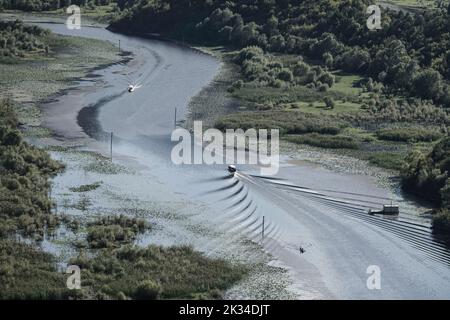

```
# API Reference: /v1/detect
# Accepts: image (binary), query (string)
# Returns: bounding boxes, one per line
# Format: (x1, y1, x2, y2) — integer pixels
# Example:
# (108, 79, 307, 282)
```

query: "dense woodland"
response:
(106, 0, 450, 107)
(0, 0, 112, 11)
(0, 19, 50, 57)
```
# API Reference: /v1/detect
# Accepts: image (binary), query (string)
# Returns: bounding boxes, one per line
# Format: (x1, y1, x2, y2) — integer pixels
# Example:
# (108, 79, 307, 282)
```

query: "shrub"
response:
(293, 61, 310, 76)
(323, 97, 335, 109)
(401, 137, 450, 205)
(277, 68, 293, 82)
(235, 46, 264, 64)
(86, 215, 150, 248)
(134, 280, 161, 300)
(318, 83, 329, 92)
(69, 181, 102, 193)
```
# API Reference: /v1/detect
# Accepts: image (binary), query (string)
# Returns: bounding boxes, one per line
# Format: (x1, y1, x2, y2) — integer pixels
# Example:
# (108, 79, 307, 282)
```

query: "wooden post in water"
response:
(262, 216, 265, 241)
(174, 107, 177, 128)
(110, 132, 113, 162)
(118, 40, 121, 52)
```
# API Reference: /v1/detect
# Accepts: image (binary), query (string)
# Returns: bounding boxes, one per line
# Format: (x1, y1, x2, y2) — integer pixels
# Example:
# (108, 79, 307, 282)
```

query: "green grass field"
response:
(383, 0, 444, 8)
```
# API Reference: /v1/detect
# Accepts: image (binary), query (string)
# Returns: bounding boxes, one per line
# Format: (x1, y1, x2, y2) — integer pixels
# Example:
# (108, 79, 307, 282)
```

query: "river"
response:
(21, 18, 450, 299)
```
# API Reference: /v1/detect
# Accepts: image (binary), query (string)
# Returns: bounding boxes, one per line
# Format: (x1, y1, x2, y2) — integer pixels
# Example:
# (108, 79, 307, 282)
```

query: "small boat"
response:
(368, 204, 399, 216)
(128, 84, 142, 93)
(227, 165, 237, 174)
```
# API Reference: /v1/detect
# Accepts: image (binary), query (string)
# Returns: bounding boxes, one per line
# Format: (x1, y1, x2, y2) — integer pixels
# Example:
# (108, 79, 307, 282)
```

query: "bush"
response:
(318, 83, 329, 92)
(323, 97, 335, 109)
(277, 69, 293, 82)
(401, 137, 450, 205)
(134, 280, 161, 300)
(86, 215, 150, 248)
(235, 46, 264, 64)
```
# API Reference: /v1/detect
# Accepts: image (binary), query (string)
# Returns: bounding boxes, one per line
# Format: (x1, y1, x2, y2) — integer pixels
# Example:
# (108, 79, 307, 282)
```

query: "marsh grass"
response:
(216, 110, 345, 135)
(0, 239, 73, 299)
(0, 99, 64, 238)
(85, 214, 150, 249)
(69, 181, 102, 193)
(376, 126, 442, 143)
(70, 245, 247, 299)
(367, 152, 406, 171)
(285, 133, 359, 149)
(83, 159, 130, 174)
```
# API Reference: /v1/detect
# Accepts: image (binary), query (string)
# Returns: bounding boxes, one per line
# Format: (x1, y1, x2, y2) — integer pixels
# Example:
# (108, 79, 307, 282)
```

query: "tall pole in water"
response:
(110, 132, 113, 162)
(262, 216, 265, 241)
(174, 107, 177, 128)
(118, 40, 121, 52)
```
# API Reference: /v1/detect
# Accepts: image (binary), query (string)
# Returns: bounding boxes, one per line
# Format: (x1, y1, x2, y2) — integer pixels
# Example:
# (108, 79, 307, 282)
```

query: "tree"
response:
(323, 97, 335, 109)
(238, 22, 259, 46)
(323, 52, 334, 68)
(414, 69, 443, 100)
(277, 69, 293, 82)
(269, 34, 285, 51)
(319, 72, 335, 87)
(293, 61, 310, 77)
(264, 15, 279, 37)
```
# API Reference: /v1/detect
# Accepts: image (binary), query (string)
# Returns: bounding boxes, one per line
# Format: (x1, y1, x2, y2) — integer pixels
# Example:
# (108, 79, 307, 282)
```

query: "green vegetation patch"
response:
(216, 110, 345, 135)
(85, 215, 150, 249)
(83, 159, 129, 174)
(285, 133, 359, 150)
(368, 152, 406, 171)
(0, 99, 64, 238)
(70, 181, 102, 193)
(0, 19, 50, 60)
(401, 137, 450, 208)
(0, 240, 72, 299)
(70, 245, 246, 299)
(0, 21, 120, 103)
(376, 127, 442, 143)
